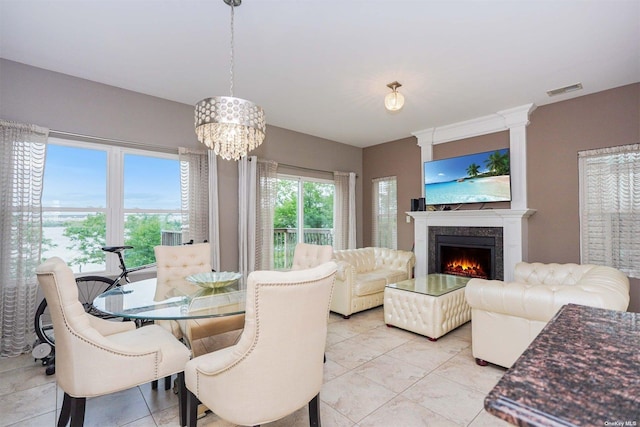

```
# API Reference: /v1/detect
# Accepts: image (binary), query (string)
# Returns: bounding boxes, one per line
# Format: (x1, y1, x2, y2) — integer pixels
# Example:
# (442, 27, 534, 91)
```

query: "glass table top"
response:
(93, 277, 246, 320)
(386, 274, 471, 297)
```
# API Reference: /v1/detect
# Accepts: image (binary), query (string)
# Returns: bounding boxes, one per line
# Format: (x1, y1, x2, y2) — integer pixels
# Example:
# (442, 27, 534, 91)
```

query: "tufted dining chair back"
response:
(36, 257, 190, 426)
(155, 242, 212, 288)
(183, 261, 337, 427)
(291, 243, 334, 270)
(154, 243, 245, 353)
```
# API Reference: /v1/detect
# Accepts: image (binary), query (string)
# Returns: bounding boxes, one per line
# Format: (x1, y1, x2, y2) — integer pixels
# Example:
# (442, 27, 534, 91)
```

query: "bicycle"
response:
(33, 246, 155, 374)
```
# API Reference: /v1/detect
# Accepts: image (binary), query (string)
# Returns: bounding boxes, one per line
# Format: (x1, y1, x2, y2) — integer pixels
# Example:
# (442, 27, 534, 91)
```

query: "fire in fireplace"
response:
(440, 246, 491, 279)
(434, 234, 496, 280)
(428, 226, 504, 280)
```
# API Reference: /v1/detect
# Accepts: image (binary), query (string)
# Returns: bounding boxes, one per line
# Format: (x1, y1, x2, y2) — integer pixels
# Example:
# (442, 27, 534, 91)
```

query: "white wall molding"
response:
(413, 103, 536, 147)
(412, 103, 536, 205)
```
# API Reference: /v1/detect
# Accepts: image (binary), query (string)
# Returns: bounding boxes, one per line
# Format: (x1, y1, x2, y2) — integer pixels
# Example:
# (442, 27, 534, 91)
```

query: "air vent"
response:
(546, 83, 583, 97)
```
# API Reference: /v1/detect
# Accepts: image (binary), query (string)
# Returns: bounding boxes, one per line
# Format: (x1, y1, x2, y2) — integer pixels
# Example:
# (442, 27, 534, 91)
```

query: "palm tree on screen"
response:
(466, 163, 481, 177)
(484, 151, 509, 176)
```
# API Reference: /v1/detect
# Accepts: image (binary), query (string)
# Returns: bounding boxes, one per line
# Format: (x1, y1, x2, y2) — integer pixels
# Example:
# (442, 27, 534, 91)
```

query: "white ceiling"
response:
(1, 0, 639, 148)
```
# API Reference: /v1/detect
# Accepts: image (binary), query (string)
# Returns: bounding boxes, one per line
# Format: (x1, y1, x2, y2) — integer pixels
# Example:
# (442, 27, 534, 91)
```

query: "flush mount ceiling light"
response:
(384, 81, 405, 112)
(194, 0, 266, 161)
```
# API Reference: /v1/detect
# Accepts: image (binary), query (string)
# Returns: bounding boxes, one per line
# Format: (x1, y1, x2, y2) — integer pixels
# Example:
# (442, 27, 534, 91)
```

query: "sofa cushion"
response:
(378, 268, 407, 286)
(352, 273, 387, 296)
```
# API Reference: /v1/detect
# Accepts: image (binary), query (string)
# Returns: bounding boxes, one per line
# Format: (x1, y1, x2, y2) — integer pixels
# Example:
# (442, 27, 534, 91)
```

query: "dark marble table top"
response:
(485, 303, 640, 427)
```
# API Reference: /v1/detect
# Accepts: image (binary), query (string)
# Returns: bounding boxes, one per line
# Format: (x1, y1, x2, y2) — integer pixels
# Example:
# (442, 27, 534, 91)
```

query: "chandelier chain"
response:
(229, 1, 235, 97)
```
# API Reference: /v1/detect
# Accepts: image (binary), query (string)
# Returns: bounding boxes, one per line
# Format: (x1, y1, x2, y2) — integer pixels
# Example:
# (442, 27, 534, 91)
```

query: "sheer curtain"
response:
(372, 176, 398, 249)
(179, 148, 220, 270)
(0, 120, 49, 357)
(255, 159, 278, 270)
(238, 156, 257, 282)
(333, 171, 357, 250)
(579, 143, 639, 278)
(238, 157, 278, 281)
(207, 151, 221, 271)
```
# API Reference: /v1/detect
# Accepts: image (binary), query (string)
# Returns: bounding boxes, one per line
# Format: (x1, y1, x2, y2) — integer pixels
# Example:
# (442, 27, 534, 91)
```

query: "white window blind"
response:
(579, 143, 639, 278)
(372, 176, 397, 249)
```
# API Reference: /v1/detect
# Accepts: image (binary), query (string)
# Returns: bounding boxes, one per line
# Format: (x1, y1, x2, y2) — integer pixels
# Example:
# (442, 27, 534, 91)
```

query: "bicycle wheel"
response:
(34, 298, 54, 347)
(75, 276, 117, 318)
(34, 275, 116, 348)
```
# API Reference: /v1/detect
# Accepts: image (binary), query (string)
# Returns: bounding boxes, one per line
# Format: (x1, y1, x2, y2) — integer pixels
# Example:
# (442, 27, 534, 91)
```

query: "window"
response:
(579, 144, 639, 278)
(273, 175, 334, 269)
(372, 176, 397, 249)
(42, 138, 181, 273)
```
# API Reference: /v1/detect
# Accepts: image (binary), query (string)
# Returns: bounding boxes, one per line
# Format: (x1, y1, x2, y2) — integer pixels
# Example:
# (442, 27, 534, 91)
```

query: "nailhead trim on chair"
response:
(46, 273, 161, 381)
(195, 271, 336, 396)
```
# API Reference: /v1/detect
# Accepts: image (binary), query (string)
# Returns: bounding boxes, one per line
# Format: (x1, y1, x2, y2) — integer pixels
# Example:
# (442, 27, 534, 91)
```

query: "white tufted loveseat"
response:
(465, 262, 630, 368)
(331, 247, 415, 318)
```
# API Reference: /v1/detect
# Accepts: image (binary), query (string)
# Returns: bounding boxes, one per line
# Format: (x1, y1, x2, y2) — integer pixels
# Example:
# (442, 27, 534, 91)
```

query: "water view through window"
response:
(42, 141, 181, 273)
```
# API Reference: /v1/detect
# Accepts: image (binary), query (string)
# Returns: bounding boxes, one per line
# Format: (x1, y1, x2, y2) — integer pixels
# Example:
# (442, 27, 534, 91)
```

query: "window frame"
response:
(372, 175, 398, 250)
(578, 143, 639, 278)
(43, 137, 181, 273)
(276, 173, 335, 244)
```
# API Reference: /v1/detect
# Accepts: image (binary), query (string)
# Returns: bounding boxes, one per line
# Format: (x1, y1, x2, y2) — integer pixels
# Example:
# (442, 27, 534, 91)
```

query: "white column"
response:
(498, 104, 537, 210)
(413, 216, 428, 277)
(412, 128, 434, 198)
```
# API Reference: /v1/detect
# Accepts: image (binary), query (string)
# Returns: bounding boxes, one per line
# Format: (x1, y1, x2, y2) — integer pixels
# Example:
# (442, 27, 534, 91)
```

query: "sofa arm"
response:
(374, 248, 415, 276)
(331, 261, 356, 316)
(334, 260, 353, 282)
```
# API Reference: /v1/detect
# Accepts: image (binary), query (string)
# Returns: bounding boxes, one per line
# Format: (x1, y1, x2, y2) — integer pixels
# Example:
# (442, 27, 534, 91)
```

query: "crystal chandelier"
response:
(195, 0, 266, 161)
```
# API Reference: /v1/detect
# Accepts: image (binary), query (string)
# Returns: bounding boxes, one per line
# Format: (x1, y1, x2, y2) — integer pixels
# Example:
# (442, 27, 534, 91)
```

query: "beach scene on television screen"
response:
(424, 149, 511, 205)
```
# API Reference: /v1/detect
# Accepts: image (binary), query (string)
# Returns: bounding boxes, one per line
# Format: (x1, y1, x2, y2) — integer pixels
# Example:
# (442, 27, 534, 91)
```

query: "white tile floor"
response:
(0, 307, 512, 426)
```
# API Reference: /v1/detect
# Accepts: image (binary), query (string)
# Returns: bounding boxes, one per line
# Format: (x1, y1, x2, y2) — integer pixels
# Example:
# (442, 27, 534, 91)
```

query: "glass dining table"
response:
(93, 277, 246, 320)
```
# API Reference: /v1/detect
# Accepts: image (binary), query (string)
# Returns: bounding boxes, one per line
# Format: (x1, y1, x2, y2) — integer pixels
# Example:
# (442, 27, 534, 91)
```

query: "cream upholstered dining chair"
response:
(36, 257, 191, 427)
(183, 261, 337, 427)
(154, 243, 245, 355)
(291, 242, 333, 270)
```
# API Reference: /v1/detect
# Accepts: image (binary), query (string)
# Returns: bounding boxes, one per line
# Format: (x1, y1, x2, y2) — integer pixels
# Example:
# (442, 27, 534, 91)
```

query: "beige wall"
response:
(363, 83, 640, 312)
(362, 136, 421, 251)
(0, 59, 363, 271)
(527, 83, 640, 312)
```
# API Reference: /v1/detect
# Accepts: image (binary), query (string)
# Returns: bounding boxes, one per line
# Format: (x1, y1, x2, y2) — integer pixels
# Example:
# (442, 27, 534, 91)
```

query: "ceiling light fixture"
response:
(384, 81, 405, 112)
(194, 0, 266, 161)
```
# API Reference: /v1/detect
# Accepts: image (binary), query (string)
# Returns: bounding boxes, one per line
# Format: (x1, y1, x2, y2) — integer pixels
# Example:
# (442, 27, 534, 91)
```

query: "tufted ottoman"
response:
(384, 274, 471, 341)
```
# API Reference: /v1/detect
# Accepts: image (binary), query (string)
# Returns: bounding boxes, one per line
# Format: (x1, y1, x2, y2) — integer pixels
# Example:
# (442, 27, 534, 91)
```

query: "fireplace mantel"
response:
(408, 209, 536, 281)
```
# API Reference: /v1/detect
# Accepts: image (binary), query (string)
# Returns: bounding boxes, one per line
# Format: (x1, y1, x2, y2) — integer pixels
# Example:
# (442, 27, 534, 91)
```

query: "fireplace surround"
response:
(408, 209, 535, 281)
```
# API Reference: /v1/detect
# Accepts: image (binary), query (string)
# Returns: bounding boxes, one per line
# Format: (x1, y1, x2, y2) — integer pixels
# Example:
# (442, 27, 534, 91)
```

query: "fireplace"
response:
(428, 226, 503, 280)
(436, 235, 495, 279)
(409, 209, 533, 281)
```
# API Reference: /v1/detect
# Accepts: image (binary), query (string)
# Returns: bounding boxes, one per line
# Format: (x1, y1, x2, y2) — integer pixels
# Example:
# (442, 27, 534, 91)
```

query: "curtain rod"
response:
(49, 130, 178, 154)
(249, 157, 357, 177)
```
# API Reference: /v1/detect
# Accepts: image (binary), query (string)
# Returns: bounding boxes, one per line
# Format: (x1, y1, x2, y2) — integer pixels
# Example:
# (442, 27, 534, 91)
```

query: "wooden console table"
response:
(485, 303, 639, 426)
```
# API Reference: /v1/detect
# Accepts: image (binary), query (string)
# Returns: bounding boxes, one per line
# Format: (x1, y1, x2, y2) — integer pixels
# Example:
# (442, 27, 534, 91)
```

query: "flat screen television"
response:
(424, 148, 511, 206)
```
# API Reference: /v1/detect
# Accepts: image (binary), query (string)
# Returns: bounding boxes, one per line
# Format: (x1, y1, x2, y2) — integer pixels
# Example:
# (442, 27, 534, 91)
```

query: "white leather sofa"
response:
(465, 262, 630, 368)
(331, 247, 415, 318)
